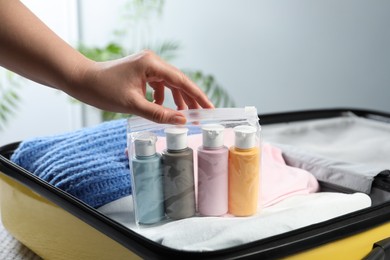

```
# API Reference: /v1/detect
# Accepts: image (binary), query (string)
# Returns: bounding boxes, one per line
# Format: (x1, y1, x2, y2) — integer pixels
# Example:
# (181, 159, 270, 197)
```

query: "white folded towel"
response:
(98, 192, 371, 251)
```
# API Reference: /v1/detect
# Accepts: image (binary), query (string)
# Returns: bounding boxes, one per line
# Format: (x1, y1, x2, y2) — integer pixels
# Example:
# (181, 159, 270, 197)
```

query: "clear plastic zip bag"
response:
(127, 107, 261, 226)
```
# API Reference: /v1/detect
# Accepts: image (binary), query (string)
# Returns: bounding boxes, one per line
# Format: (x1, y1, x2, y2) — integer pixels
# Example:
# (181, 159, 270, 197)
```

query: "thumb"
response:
(135, 99, 186, 125)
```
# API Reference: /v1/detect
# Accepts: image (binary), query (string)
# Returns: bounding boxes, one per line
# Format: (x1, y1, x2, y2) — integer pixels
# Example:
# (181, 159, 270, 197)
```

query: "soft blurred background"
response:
(1, 0, 389, 145)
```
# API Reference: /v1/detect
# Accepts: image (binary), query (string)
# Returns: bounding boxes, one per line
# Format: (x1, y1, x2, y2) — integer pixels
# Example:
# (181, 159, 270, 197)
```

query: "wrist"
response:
(60, 55, 97, 96)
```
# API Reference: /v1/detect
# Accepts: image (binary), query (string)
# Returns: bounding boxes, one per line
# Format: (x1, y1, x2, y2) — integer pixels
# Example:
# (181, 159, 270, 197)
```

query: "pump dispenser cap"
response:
(134, 132, 157, 157)
(202, 124, 225, 148)
(165, 127, 188, 150)
(233, 125, 257, 149)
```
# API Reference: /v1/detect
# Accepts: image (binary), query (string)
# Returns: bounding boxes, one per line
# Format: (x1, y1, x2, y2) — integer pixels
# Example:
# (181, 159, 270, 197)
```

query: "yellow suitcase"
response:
(1, 108, 390, 259)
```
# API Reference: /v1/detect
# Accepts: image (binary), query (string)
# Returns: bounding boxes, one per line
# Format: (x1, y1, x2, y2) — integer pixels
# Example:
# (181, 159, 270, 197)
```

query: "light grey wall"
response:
(0, 0, 81, 146)
(82, 0, 390, 114)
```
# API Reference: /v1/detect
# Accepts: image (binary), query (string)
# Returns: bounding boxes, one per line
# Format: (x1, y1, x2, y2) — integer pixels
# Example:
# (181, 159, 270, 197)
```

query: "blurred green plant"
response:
(0, 69, 21, 131)
(78, 0, 235, 121)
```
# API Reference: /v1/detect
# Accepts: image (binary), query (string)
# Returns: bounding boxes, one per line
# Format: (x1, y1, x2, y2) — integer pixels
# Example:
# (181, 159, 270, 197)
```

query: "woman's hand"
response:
(68, 50, 214, 125)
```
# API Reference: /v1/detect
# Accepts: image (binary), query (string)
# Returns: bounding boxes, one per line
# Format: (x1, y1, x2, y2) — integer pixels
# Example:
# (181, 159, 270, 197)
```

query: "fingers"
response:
(134, 98, 186, 125)
(148, 81, 165, 105)
(181, 92, 201, 110)
(143, 51, 214, 109)
(171, 88, 187, 110)
(150, 81, 201, 110)
(126, 50, 215, 125)
(164, 69, 214, 109)
(150, 81, 188, 110)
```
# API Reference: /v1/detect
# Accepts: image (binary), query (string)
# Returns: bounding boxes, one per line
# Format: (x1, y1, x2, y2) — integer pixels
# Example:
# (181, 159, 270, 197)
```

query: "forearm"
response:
(0, 0, 91, 92)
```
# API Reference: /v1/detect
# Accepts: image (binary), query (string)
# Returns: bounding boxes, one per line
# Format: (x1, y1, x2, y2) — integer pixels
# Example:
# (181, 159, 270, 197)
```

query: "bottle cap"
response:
(233, 125, 257, 149)
(202, 124, 225, 148)
(165, 127, 189, 150)
(134, 132, 157, 157)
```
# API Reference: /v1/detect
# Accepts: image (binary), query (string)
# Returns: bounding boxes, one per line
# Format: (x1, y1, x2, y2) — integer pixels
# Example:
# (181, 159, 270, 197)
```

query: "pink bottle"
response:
(197, 124, 228, 216)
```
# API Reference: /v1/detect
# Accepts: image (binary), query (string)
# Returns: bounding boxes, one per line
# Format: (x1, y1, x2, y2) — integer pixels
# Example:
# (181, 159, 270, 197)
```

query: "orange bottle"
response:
(228, 125, 260, 216)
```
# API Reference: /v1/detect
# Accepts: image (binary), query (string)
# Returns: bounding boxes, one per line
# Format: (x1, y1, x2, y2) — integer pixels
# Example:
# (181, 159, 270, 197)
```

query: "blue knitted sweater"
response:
(11, 119, 131, 208)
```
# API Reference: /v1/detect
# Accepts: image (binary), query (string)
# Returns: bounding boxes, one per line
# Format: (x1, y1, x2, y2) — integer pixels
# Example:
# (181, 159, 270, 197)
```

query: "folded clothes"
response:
(11, 119, 130, 208)
(262, 115, 390, 193)
(10, 119, 318, 209)
(263, 115, 390, 170)
(98, 192, 372, 251)
(261, 143, 319, 206)
(277, 144, 379, 194)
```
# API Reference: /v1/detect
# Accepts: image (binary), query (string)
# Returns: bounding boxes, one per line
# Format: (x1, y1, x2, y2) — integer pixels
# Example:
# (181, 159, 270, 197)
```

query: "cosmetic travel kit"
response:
(127, 107, 261, 226)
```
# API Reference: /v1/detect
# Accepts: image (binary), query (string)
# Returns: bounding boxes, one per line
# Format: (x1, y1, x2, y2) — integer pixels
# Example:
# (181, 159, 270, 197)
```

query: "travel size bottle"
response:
(228, 125, 260, 216)
(162, 127, 196, 220)
(132, 132, 164, 225)
(198, 124, 228, 216)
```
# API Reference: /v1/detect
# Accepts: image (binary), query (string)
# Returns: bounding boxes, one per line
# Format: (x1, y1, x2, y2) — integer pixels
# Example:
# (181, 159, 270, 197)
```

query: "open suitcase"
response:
(1, 108, 390, 259)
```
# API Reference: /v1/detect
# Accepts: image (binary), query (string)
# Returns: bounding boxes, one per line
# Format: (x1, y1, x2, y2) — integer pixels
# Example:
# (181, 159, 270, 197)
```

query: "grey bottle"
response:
(132, 132, 164, 224)
(162, 127, 196, 220)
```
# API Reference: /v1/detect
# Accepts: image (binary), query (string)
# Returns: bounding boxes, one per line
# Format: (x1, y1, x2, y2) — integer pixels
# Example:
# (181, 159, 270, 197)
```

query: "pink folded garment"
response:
(153, 130, 319, 209)
(261, 143, 319, 207)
